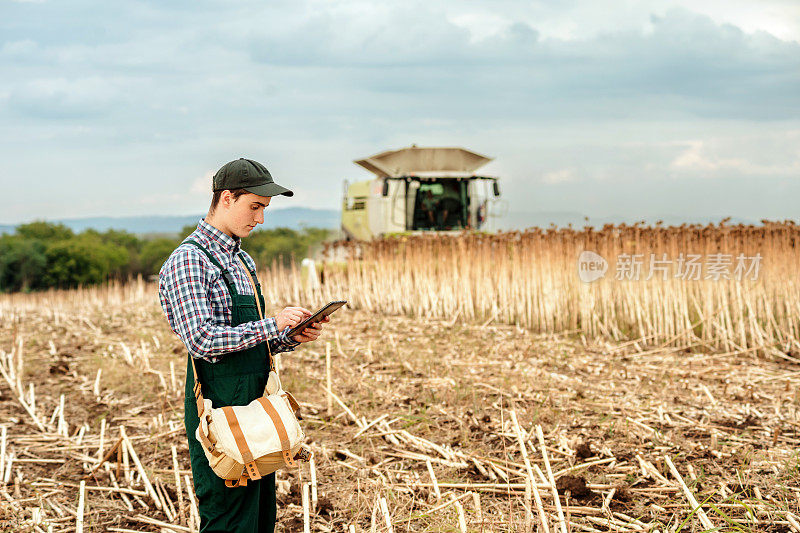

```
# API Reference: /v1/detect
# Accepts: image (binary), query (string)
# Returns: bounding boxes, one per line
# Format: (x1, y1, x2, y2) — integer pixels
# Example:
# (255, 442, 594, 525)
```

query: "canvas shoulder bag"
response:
(190, 256, 307, 488)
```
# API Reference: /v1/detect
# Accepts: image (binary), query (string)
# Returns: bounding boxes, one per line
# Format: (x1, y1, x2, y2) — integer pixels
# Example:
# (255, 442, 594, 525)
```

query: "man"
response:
(420, 189, 437, 229)
(436, 182, 462, 230)
(158, 158, 328, 532)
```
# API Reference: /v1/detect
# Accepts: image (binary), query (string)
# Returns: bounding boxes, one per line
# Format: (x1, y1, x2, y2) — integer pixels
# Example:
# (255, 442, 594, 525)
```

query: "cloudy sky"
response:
(1, 0, 798, 225)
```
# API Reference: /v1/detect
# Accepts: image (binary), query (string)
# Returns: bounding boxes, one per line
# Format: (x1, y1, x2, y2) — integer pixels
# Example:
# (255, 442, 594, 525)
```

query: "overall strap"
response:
(183, 239, 238, 295)
(237, 255, 263, 318)
(238, 256, 274, 373)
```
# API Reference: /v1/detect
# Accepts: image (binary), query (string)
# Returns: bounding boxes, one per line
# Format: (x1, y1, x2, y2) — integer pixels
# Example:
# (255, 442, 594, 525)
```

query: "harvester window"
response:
(346, 196, 367, 210)
(412, 180, 467, 231)
(420, 183, 444, 195)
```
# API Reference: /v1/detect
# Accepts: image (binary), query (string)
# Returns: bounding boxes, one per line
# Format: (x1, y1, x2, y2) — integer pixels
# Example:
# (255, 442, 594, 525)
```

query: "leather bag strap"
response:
(221, 406, 262, 481)
(191, 253, 273, 423)
(185, 239, 234, 418)
(190, 358, 204, 416)
(256, 397, 297, 467)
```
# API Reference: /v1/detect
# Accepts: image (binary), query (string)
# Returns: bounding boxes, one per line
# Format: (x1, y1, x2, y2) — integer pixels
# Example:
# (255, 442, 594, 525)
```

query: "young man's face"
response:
(220, 191, 271, 238)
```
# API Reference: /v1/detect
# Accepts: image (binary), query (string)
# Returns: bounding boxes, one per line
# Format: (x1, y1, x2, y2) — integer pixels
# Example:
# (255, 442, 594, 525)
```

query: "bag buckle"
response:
(245, 461, 261, 481)
(225, 475, 249, 488)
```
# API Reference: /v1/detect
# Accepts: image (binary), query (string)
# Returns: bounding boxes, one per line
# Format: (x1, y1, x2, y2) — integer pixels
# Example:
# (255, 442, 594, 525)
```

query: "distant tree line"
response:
(0, 221, 331, 292)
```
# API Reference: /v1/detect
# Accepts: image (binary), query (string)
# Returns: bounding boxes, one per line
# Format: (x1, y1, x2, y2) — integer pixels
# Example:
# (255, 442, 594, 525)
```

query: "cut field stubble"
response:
(0, 222, 799, 531)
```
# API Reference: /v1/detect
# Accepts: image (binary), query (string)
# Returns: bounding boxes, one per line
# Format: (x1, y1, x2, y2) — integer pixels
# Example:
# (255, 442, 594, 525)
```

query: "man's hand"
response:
(275, 307, 312, 331)
(291, 315, 330, 344)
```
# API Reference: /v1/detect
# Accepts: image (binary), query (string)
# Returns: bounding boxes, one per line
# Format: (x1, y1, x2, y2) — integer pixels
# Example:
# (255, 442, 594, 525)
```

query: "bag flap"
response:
(208, 394, 304, 464)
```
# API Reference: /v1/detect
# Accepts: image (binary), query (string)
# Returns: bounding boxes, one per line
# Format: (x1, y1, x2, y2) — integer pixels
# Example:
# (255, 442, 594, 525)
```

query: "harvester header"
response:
(354, 145, 493, 178)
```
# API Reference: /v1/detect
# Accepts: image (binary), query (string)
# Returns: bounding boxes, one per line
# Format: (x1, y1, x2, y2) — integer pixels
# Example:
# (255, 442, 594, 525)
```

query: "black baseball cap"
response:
(212, 158, 294, 197)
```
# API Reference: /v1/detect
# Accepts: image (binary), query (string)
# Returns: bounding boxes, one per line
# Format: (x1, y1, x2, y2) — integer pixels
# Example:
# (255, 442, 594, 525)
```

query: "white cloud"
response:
(667, 0, 800, 41)
(1, 39, 38, 57)
(671, 140, 732, 171)
(542, 168, 577, 184)
(448, 13, 513, 43)
(191, 170, 215, 195)
(671, 134, 800, 176)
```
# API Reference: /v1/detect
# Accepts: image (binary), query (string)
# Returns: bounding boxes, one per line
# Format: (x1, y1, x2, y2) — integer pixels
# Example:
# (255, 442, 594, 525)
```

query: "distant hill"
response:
(1, 207, 341, 236)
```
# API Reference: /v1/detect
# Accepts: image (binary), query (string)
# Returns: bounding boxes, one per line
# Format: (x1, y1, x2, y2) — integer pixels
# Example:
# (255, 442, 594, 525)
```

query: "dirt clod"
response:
(556, 474, 594, 499)
(574, 440, 593, 460)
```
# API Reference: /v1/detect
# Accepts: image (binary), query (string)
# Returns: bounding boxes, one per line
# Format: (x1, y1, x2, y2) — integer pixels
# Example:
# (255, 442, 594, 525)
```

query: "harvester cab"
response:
(341, 146, 503, 241)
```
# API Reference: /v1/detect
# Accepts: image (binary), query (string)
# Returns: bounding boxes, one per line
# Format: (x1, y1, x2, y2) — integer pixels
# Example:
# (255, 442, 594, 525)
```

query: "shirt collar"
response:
(197, 218, 241, 257)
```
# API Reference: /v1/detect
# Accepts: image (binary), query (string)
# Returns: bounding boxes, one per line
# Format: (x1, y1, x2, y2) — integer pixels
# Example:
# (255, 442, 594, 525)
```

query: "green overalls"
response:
(182, 240, 277, 533)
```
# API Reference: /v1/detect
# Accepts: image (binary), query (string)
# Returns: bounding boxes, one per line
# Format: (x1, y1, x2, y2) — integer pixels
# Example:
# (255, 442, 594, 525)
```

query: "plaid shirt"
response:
(158, 218, 299, 363)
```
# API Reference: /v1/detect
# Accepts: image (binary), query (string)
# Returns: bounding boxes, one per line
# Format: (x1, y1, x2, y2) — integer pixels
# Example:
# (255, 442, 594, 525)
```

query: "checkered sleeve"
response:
(158, 247, 284, 361)
(270, 328, 301, 354)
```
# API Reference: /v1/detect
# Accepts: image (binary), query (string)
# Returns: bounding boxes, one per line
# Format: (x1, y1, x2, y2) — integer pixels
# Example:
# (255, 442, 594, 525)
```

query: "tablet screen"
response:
(285, 300, 347, 338)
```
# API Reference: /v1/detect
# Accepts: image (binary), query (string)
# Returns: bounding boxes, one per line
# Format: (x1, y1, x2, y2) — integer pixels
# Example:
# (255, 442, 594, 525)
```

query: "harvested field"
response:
(1, 280, 799, 532)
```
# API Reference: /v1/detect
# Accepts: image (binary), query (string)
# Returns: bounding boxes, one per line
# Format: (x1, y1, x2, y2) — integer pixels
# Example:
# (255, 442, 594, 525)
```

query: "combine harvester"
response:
(340, 145, 504, 241)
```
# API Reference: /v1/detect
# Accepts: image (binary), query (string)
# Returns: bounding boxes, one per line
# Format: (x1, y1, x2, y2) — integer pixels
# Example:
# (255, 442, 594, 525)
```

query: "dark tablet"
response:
(285, 300, 347, 338)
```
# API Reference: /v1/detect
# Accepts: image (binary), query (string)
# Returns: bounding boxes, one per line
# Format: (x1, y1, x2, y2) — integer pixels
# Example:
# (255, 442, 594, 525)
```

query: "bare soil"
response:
(0, 286, 799, 531)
